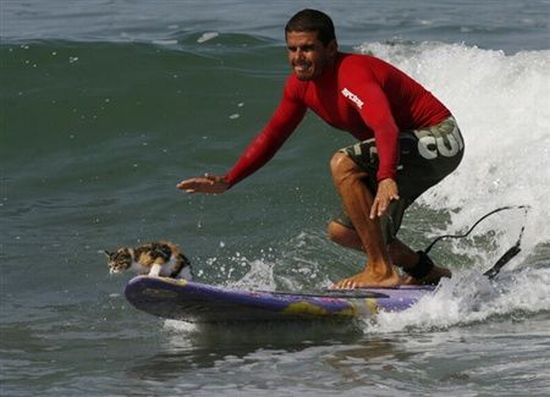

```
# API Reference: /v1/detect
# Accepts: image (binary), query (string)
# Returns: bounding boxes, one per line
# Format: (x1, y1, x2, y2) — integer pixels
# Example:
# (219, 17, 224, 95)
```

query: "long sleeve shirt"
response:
(225, 52, 450, 186)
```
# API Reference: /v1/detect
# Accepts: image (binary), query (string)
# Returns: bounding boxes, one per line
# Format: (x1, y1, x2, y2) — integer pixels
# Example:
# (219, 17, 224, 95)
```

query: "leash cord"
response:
(423, 205, 530, 279)
(424, 205, 530, 255)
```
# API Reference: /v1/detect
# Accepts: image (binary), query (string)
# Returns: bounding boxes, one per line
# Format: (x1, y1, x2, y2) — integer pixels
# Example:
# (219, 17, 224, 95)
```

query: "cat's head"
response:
(104, 248, 133, 274)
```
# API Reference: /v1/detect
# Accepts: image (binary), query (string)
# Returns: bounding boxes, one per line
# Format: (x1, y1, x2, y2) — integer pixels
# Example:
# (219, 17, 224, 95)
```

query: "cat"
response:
(105, 241, 193, 280)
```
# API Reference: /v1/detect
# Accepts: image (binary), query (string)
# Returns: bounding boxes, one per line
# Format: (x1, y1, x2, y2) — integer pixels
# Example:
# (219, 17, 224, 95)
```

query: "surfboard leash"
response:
(422, 205, 530, 279)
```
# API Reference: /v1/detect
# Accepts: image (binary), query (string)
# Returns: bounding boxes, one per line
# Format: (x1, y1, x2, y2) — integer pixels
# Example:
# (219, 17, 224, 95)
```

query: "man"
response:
(177, 9, 464, 288)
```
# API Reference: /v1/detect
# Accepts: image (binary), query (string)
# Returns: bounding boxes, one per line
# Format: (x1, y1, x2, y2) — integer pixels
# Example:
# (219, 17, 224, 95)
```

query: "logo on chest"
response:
(341, 87, 364, 110)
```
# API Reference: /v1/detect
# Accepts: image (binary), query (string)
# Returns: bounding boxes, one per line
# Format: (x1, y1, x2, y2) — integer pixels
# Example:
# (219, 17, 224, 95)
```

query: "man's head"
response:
(285, 9, 338, 81)
(285, 9, 336, 46)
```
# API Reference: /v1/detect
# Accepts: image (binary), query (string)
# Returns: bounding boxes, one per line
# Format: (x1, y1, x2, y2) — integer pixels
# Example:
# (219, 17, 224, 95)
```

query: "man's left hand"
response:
(176, 174, 229, 194)
(370, 178, 399, 219)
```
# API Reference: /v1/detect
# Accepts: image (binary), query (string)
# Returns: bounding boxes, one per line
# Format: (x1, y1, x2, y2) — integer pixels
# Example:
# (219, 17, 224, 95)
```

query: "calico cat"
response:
(105, 241, 193, 280)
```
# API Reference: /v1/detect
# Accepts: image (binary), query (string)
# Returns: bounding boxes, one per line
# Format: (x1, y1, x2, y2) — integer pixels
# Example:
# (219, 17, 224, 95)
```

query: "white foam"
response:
(163, 319, 199, 348)
(351, 42, 550, 332)
(197, 31, 219, 44)
(229, 258, 277, 290)
(366, 266, 550, 334)
(152, 39, 178, 46)
(164, 319, 197, 333)
(356, 42, 550, 251)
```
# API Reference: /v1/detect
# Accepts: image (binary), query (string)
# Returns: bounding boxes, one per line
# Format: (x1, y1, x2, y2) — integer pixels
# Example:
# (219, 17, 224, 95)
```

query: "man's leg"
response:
(327, 220, 451, 284)
(329, 152, 402, 288)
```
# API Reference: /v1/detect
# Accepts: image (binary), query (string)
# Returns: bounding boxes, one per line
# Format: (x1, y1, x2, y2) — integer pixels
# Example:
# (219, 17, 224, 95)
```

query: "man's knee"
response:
(327, 220, 343, 243)
(330, 152, 362, 184)
(330, 152, 351, 175)
(327, 221, 361, 248)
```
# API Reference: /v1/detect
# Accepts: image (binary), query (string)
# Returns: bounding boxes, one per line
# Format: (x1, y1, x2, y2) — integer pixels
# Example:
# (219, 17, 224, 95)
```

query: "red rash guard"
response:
(225, 52, 450, 186)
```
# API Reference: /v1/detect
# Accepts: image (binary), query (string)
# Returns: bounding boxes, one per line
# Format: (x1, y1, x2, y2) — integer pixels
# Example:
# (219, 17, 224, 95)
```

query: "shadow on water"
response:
(126, 319, 370, 380)
(123, 319, 425, 393)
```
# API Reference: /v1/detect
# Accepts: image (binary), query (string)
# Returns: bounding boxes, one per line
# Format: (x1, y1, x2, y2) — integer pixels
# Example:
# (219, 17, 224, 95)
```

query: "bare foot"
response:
(403, 265, 452, 285)
(331, 265, 403, 289)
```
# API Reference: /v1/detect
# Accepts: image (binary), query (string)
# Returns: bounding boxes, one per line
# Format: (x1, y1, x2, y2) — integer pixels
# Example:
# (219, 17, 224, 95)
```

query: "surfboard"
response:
(124, 276, 436, 323)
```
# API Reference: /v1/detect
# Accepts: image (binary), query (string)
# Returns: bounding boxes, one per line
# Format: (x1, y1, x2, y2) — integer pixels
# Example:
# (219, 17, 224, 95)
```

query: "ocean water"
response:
(1, 1, 550, 396)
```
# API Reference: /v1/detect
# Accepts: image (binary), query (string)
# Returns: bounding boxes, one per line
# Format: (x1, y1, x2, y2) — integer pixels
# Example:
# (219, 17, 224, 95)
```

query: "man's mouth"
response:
(294, 63, 311, 74)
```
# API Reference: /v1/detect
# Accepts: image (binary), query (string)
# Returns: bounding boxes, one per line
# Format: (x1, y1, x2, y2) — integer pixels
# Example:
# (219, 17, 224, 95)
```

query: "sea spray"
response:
(367, 266, 550, 334)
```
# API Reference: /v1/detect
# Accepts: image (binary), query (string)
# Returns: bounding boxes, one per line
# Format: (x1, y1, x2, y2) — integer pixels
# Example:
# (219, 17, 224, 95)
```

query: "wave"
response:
(355, 41, 550, 254)
(370, 264, 550, 333)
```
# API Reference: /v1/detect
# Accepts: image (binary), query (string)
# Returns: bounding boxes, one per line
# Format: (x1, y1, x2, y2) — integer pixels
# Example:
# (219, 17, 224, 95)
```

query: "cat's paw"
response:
(148, 264, 162, 277)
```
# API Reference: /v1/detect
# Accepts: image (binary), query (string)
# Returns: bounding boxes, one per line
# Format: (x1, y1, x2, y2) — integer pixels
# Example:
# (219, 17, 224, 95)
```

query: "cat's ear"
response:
(104, 250, 112, 258)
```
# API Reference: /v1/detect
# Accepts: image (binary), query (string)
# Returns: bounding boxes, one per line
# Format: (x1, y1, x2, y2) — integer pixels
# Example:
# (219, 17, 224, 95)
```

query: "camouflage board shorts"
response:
(335, 116, 464, 243)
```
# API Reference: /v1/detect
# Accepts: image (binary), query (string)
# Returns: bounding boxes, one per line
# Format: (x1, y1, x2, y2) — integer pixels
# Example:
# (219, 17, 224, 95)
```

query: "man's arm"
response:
(355, 81, 401, 218)
(343, 68, 401, 218)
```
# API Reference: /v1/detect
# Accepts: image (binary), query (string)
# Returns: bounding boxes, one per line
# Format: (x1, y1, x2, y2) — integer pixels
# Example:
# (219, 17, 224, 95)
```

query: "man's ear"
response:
(327, 39, 338, 57)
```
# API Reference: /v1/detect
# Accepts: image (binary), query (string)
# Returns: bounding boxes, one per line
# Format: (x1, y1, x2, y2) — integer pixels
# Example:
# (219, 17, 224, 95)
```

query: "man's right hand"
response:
(176, 174, 229, 194)
(370, 178, 399, 219)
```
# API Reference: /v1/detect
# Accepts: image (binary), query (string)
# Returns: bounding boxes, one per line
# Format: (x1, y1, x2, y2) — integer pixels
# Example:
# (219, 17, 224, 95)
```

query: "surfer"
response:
(177, 9, 464, 288)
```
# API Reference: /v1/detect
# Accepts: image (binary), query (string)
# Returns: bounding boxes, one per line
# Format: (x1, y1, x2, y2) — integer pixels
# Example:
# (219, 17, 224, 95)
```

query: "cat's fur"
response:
(105, 241, 192, 280)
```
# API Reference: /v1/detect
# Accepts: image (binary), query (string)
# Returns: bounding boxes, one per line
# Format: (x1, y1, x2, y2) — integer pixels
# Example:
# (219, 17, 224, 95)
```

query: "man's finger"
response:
(177, 178, 202, 190)
(377, 200, 387, 217)
(377, 203, 387, 217)
(370, 199, 379, 219)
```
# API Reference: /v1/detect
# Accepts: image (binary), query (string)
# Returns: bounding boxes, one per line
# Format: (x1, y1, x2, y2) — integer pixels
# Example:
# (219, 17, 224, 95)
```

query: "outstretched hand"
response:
(176, 174, 229, 194)
(370, 178, 399, 219)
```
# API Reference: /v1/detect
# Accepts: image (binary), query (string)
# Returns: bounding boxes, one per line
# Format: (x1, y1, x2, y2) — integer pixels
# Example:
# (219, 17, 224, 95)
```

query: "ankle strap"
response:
(404, 250, 434, 279)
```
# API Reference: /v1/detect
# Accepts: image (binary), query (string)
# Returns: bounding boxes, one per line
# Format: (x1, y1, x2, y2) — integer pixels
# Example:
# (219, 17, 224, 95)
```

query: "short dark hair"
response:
(285, 9, 336, 45)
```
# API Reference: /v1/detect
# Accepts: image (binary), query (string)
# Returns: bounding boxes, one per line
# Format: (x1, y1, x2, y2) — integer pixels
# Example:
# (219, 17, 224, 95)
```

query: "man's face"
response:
(286, 31, 337, 81)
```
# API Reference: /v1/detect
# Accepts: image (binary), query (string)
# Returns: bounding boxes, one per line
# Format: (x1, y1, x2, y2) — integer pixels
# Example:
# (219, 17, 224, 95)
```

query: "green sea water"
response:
(2, 1, 550, 396)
